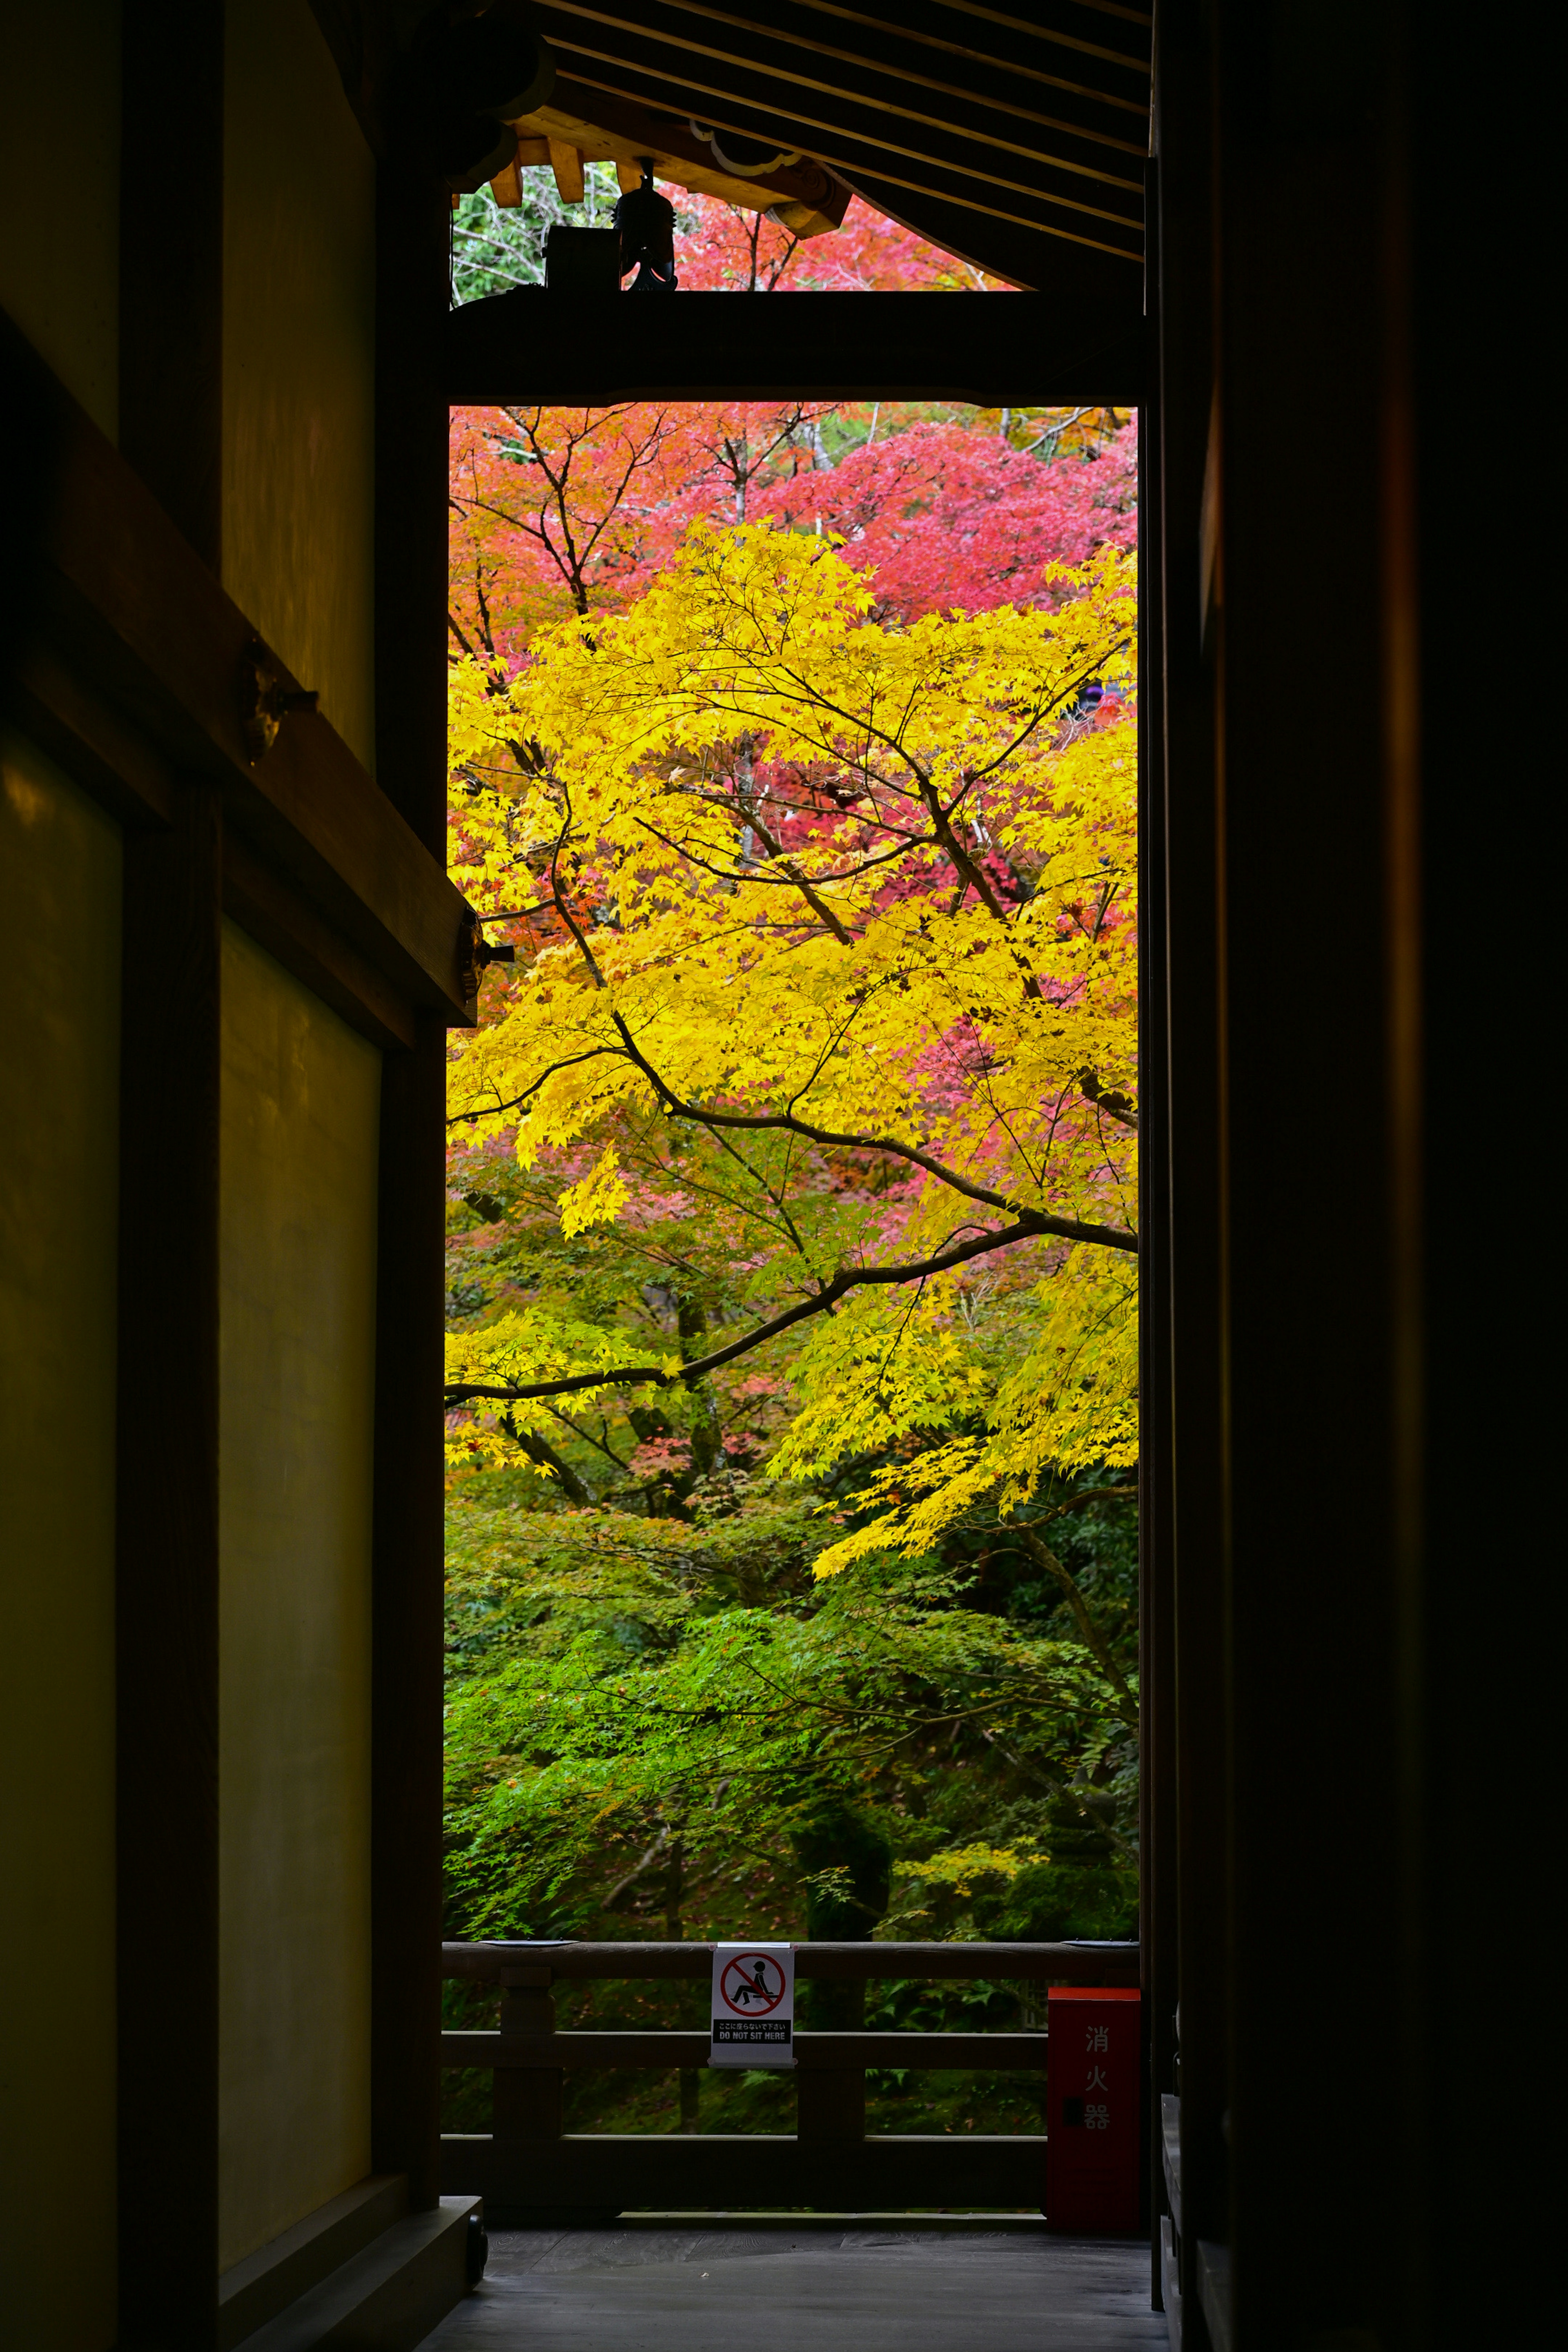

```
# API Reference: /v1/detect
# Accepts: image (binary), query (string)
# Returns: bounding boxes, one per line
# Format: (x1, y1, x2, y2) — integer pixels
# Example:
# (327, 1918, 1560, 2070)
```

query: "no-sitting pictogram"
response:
(719, 1951, 787, 2015)
(710, 1939, 795, 2067)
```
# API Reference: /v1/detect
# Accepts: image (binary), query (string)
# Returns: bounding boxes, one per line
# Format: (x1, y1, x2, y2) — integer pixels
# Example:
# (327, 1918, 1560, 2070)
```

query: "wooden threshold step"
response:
(220, 2176, 408, 2348)
(233, 2196, 480, 2352)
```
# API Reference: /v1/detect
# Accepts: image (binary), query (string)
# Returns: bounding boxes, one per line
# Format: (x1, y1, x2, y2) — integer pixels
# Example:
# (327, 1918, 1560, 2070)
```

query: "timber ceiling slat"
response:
(790, 1, 1151, 105)
(540, 36, 1145, 244)
(799, 0, 1152, 106)
(784, 1, 1149, 124)
(919, 0, 1150, 70)
(536, 0, 1147, 160)
(454, 0, 1151, 295)
(553, 62, 1142, 255)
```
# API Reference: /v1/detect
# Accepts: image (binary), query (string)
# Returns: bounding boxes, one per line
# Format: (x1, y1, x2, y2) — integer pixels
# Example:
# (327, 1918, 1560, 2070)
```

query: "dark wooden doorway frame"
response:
(437, 310, 1160, 2259)
(443, 290, 1145, 408)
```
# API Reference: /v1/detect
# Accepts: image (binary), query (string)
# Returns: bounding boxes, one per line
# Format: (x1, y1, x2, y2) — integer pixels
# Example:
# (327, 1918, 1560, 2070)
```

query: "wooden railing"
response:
(439, 1938, 1138, 2216)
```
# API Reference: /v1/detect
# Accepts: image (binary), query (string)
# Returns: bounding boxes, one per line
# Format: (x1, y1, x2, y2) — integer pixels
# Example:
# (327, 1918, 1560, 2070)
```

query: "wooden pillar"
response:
(492, 1969, 564, 2143)
(116, 781, 223, 2349)
(1136, 198, 1179, 2310)
(1149, 9, 1232, 2337)
(370, 1019, 448, 2208)
(1394, 32, 1551, 2343)
(368, 145, 452, 2207)
(114, 22, 226, 2336)
(119, 0, 225, 566)
(1212, 8, 1403, 2341)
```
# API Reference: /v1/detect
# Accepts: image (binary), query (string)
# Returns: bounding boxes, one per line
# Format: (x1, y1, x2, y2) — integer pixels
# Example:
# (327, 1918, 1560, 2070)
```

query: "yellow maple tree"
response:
(445, 521, 1138, 1570)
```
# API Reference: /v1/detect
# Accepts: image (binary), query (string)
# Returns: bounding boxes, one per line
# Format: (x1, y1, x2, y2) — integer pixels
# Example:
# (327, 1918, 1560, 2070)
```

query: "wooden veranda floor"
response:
(415, 2218, 1170, 2350)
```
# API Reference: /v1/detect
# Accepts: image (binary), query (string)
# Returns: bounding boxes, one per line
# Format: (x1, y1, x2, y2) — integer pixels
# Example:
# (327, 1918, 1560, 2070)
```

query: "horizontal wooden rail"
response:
(439, 2133, 1047, 2214)
(438, 1942, 1136, 2212)
(442, 2030, 1049, 2070)
(442, 1939, 1138, 1984)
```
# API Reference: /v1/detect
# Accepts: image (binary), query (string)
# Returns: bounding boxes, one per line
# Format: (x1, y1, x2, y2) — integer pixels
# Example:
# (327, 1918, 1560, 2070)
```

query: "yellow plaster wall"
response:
(0, 2, 122, 438)
(222, 0, 377, 771)
(0, 733, 121, 2348)
(218, 920, 379, 2270)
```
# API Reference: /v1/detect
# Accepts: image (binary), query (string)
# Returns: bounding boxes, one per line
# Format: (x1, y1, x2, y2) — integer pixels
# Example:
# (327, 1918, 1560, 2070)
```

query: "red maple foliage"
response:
(447, 193, 1127, 663)
(449, 399, 1135, 661)
(447, 400, 838, 657)
(747, 417, 1137, 621)
(673, 192, 1007, 293)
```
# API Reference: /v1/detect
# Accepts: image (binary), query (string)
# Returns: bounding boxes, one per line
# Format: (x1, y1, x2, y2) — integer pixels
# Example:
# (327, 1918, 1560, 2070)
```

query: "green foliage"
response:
(451, 167, 623, 302)
(443, 1452, 1137, 1936)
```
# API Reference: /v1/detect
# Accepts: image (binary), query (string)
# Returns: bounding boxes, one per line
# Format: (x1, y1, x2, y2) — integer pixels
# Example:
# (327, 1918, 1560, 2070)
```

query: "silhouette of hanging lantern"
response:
(613, 163, 678, 293)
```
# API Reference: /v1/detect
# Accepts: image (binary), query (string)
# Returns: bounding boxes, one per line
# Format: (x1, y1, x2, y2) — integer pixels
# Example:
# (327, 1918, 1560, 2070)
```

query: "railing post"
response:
(493, 1964, 562, 2140)
(796, 2066, 865, 2145)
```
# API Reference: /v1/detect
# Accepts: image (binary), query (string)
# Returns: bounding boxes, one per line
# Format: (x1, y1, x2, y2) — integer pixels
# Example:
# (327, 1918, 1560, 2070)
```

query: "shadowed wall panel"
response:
(217, 920, 379, 2270)
(0, 732, 121, 2348)
(0, 2, 121, 439)
(222, 0, 377, 768)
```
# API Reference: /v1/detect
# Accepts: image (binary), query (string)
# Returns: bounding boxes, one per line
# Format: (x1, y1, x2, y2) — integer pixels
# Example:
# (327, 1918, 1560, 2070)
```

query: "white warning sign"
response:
(709, 1941, 796, 2068)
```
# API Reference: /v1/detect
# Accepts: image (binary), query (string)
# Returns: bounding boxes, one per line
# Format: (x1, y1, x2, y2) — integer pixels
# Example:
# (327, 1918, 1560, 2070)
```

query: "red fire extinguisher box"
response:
(1045, 1986, 1141, 2232)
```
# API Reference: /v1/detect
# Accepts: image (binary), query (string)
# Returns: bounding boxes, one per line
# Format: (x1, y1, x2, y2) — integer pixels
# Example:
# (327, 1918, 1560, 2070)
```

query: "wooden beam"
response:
(1, 310, 472, 1027)
(440, 2131, 1048, 2212)
(443, 1940, 1139, 1983)
(490, 154, 523, 206)
(549, 136, 588, 201)
(444, 288, 1144, 406)
(441, 2031, 1051, 2067)
(4, 638, 174, 834)
(8, 515, 432, 1059)
(116, 779, 224, 2350)
(513, 87, 849, 229)
(222, 836, 416, 1053)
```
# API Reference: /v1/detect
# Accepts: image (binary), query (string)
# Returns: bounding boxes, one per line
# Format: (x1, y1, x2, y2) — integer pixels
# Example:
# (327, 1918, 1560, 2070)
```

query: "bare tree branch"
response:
(445, 1215, 1091, 1406)
(603, 1014, 1137, 1249)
